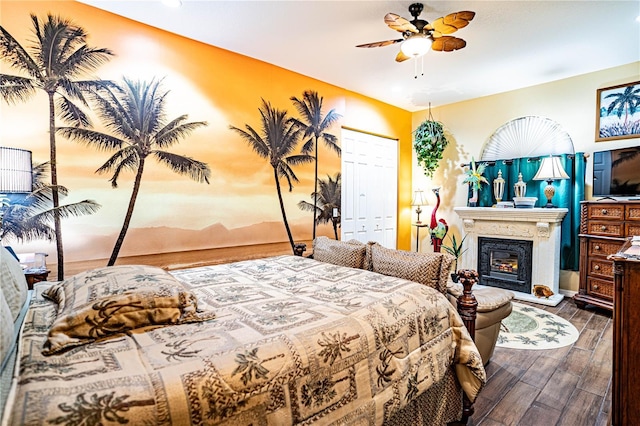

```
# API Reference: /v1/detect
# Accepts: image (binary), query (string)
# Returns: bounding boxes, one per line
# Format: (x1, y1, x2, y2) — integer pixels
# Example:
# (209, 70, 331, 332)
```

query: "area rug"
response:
(496, 302, 580, 350)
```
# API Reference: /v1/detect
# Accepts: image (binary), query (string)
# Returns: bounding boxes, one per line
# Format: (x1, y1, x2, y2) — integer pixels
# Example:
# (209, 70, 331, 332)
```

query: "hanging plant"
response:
(414, 106, 449, 178)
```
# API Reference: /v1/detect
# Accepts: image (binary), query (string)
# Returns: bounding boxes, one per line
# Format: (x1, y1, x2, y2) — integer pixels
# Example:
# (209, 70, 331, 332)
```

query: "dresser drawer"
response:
(588, 239, 624, 257)
(588, 258, 614, 278)
(587, 277, 614, 300)
(627, 223, 640, 236)
(588, 204, 624, 220)
(587, 221, 624, 237)
(627, 205, 640, 221)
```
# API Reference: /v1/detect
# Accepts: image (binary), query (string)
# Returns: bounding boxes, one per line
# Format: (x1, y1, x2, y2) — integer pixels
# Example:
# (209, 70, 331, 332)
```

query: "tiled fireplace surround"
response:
(454, 207, 568, 306)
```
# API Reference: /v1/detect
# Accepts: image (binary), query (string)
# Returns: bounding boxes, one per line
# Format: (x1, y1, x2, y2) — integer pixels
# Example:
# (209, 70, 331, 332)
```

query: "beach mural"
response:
(0, 1, 413, 278)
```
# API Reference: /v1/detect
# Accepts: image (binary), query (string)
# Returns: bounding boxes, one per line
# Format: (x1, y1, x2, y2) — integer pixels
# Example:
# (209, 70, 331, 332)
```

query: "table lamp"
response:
(0, 147, 33, 194)
(411, 189, 428, 224)
(533, 155, 569, 208)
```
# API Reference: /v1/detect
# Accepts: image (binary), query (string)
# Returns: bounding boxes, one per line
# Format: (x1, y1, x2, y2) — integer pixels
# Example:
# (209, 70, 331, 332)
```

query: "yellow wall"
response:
(411, 62, 640, 293)
(0, 1, 413, 273)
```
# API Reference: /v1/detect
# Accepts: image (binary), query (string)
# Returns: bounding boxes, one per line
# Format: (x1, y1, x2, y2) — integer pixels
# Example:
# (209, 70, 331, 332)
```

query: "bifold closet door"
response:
(341, 129, 397, 248)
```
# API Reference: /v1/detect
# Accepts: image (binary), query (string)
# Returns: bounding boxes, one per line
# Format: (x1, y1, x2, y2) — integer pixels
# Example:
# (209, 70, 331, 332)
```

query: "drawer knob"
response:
(594, 245, 601, 251)
(601, 225, 607, 231)
(602, 209, 608, 215)
(594, 284, 599, 290)
(594, 265, 600, 271)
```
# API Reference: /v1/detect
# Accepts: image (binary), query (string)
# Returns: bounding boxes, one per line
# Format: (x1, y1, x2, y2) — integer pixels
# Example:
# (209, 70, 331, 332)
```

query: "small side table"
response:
(24, 270, 50, 290)
(413, 223, 429, 252)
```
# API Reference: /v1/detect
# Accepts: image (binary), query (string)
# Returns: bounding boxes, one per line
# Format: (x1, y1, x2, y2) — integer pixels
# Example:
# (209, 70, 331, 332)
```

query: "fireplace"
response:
(454, 207, 567, 306)
(478, 237, 533, 293)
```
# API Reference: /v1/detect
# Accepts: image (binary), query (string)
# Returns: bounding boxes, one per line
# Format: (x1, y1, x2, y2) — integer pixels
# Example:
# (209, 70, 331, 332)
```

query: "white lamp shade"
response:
(0, 147, 32, 193)
(400, 34, 432, 57)
(411, 189, 428, 206)
(533, 156, 569, 181)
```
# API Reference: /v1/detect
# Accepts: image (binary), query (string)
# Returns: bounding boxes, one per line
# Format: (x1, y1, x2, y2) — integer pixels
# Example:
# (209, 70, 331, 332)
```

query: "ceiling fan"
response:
(356, 3, 475, 62)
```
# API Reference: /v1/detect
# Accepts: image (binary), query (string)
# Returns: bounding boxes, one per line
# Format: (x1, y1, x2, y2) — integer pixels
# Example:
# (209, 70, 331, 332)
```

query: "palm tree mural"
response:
(0, 14, 113, 279)
(1, 162, 100, 243)
(230, 99, 314, 252)
(298, 173, 341, 240)
(57, 78, 210, 266)
(605, 84, 640, 126)
(290, 91, 341, 241)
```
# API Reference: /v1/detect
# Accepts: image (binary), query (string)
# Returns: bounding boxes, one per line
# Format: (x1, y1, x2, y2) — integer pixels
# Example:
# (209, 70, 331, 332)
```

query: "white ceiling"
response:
(80, 0, 640, 112)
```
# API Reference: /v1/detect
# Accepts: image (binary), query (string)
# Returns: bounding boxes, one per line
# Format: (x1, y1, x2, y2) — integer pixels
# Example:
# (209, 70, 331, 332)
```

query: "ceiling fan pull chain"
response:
(421, 55, 425, 77)
(414, 57, 418, 79)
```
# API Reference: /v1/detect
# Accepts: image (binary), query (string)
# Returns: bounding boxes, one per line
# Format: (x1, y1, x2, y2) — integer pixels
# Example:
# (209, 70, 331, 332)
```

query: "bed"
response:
(1, 241, 485, 425)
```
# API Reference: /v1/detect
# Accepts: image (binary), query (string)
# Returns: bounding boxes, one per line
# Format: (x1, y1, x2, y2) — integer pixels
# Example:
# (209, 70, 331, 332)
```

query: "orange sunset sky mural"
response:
(0, 1, 413, 275)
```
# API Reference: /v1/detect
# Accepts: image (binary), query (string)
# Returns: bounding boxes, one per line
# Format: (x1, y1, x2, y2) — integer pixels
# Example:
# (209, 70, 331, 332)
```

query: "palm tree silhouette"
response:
(1, 162, 100, 243)
(605, 84, 640, 126)
(57, 78, 210, 266)
(298, 173, 341, 240)
(230, 99, 314, 252)
(611, 147, 640, 167)
(0, 14, 113, 278)
(290, 91, 341, 241)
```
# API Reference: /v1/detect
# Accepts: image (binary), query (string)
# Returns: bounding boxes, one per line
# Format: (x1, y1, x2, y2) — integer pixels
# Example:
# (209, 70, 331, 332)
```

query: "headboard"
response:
(0, 246, 31, 412)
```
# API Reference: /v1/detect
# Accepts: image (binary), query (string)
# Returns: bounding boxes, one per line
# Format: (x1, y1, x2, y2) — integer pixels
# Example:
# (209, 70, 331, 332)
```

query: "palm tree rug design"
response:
(496, 302, 579, 350)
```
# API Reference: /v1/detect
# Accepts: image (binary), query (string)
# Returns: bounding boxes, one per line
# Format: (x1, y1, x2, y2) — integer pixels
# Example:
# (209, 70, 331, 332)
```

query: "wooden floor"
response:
(468, 298, 613, 426)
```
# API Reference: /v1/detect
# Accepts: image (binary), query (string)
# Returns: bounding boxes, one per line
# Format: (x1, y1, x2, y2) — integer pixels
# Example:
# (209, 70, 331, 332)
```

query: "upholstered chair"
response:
(447, 283, 514, 365)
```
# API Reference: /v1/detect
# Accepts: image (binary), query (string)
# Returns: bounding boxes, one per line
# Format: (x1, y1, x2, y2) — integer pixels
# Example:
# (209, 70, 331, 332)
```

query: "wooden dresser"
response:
(611, 256, 640, 425)
(574, 200, 640, 311)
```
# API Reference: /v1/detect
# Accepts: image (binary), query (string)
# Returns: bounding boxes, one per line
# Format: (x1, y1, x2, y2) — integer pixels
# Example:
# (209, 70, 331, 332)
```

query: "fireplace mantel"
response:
(454, 207, 568, 306)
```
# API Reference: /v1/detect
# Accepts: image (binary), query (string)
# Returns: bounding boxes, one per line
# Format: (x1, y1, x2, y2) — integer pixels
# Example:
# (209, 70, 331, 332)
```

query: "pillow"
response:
(313, 236, 367, 269)
(369, 243, 454, 294)
(41, 265, 215, 355)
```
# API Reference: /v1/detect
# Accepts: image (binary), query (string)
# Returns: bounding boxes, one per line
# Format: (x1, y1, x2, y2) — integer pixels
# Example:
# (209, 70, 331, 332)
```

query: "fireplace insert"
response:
(478, 237, 533, 294)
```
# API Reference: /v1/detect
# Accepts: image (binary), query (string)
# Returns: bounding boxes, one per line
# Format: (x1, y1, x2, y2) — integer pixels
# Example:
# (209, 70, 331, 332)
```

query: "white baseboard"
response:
(559, 289, 577, 299)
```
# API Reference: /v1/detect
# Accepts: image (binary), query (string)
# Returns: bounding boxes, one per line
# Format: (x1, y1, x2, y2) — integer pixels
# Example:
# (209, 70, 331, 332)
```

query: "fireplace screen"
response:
(478, 237, 533, 293)
(490, 250, 518, 275)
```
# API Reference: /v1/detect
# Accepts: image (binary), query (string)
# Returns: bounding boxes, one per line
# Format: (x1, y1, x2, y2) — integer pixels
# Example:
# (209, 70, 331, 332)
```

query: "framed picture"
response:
(595, 81, 640, 142)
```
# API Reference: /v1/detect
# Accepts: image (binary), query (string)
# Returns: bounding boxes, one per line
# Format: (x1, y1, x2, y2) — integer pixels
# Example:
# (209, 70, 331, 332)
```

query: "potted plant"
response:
(462, 157, 488, 206)
(442, 233, 467, 282)
(414, 117, 449, 178)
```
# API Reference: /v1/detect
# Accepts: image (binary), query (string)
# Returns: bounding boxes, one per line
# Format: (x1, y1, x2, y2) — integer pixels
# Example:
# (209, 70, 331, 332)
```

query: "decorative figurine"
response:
(429, 187, 448, 252)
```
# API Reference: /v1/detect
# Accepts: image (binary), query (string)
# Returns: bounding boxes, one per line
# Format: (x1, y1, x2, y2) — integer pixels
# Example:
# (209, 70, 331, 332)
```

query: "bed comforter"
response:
(3, 255, 485, 425)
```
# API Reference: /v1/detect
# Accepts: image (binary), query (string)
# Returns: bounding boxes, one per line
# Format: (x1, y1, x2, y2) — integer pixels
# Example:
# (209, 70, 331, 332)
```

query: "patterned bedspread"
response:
(3, 255, 485, 425)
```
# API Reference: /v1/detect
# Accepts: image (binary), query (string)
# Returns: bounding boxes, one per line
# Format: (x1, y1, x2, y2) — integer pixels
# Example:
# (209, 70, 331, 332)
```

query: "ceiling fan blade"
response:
(425, 11, 476, 35)
(356, 39, 403, 48)
(431, 36, 467, 52)
(395, 50, 411, 62)
(384, 13, 418, 33)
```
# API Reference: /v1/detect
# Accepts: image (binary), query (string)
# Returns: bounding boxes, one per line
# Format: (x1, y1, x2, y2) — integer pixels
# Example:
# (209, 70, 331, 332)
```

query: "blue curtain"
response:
(473, 153, 586, 270)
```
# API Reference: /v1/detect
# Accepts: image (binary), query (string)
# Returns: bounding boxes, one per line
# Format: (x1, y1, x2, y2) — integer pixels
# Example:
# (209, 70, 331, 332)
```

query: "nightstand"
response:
(24, 270, 50, 290)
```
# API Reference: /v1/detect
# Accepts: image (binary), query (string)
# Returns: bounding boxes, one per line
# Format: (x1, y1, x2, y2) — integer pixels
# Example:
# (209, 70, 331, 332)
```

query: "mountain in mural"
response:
(62, 221, 320, 261)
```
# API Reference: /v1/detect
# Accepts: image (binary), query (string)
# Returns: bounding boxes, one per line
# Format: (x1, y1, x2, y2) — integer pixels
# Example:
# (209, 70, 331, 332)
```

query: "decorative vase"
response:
(493, 169, 505, 204)
(514, 172, 527, 198)
(469, 187, 478, 207)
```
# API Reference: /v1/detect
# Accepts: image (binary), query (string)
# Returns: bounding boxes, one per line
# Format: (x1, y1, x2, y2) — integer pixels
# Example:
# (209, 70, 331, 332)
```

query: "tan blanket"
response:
(3, 255, 485, 425)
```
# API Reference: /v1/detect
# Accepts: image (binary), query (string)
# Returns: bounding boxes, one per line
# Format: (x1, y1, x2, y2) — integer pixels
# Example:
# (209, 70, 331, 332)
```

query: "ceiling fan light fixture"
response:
(400, 34, 432, 57)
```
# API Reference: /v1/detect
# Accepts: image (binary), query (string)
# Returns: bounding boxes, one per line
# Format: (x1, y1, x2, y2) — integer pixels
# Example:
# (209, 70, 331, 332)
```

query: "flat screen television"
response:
(593, 146, 640, 198)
